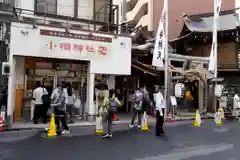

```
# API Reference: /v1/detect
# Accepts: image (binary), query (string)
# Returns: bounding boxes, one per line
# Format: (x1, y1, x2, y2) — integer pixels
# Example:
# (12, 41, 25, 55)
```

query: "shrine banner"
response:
(152, 4, 166, 68)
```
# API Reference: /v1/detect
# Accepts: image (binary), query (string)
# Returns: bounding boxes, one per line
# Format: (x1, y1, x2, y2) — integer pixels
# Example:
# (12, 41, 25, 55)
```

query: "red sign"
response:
(99, 46, 107, 55)
(47, 41, 108, 56)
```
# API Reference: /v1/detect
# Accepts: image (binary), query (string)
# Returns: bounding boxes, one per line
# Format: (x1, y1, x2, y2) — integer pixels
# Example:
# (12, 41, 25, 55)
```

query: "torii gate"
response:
(167, 53, 213, 114)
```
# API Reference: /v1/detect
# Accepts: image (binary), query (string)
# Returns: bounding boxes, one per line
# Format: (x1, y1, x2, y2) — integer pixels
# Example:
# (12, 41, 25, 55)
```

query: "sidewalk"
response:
(11, 113, 214, 131)
(0, 114, 215, 143)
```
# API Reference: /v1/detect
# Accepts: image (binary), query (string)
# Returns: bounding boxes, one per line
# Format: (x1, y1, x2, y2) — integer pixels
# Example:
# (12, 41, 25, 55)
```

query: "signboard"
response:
(170, 96, 177, 106)
(40, 29, 112, 60)
(10, 22, 132, 75)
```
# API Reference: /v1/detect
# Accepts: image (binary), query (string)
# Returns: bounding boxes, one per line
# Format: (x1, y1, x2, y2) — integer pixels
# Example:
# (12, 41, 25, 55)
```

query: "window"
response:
(35, 0, 57, 14)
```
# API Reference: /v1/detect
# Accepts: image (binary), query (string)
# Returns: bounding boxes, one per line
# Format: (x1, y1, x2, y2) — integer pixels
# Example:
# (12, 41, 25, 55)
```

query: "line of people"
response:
(32, 81, 87, 135)
(32, 81, 165, 137)
(129, 85, 165, 136)
(100, 85, 165, 138)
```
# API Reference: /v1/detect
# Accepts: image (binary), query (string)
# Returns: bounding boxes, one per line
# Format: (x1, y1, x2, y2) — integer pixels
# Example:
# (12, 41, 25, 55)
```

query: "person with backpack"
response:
(129, 88, 144, 129)
(32, 81, 49, 124)
(102, 89, 121, 138)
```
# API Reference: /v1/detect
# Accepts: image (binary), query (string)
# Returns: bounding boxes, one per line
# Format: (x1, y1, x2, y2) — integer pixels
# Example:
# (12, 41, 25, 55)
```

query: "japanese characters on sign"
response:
(152, 5, 165, 68)
(49, 41, 108, 56)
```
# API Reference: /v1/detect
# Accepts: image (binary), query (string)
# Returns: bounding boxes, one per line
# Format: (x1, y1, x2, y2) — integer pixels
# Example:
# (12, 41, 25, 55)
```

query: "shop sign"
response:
(47, 41, 108, 56)
(40, 30, 111, 59)
(10, 22, 132, 75)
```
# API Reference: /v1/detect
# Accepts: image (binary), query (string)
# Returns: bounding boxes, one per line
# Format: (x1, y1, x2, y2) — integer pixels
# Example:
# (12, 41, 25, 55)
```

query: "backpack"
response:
(134, 91, 143, 110)
(135, 91, 143, 102)
(41, 88, 50, 104)
(109, 97, 117, 108)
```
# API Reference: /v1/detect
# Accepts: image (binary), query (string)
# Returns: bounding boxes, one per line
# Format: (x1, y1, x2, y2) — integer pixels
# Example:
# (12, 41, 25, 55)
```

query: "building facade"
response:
(4, 0, 132, 123)
(121, 0, 154, 31)
(170, 9, 240, 113)
(116, 0, 235, 39)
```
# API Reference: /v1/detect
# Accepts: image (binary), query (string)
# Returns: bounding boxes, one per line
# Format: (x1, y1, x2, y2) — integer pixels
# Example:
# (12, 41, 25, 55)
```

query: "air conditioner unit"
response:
(2, 62, 10, 76)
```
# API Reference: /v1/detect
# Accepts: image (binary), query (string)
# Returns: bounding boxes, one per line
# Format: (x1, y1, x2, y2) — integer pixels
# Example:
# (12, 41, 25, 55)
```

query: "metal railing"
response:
(14, 7, 130, 35)
(94, 3, 119, 28)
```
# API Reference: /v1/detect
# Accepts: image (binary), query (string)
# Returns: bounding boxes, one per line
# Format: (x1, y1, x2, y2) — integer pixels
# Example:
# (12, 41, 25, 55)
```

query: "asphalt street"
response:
(1, 119, 240, 160)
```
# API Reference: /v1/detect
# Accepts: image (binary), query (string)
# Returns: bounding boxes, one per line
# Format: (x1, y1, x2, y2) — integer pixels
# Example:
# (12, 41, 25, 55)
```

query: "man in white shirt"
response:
(32, 81, 48, 124)
(153, 85, 165, 136)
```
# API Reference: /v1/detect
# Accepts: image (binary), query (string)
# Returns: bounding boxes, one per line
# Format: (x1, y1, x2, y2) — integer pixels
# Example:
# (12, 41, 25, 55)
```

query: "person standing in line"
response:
(50, 83, 69, 134)
(129, 88, 143, 129)
(32, 81, 48, 124)
(127, 89, 134, 113)
(141, 86, 150, 113)
(102, 89, 121, 138)
(65, 82, 76, 123)
(79, 82, 87, 119)
(153, 85, 165, 136)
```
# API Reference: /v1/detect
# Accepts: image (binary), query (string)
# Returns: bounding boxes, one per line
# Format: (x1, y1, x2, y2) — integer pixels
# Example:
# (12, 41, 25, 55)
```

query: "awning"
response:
(131, 64, 157, 76)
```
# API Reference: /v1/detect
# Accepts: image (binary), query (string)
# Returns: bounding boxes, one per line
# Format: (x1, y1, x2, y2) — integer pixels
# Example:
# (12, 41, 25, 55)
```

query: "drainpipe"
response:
(109, 0, 113, 31)
(74, 0, 78, 18)
(93, 0, 96, 20)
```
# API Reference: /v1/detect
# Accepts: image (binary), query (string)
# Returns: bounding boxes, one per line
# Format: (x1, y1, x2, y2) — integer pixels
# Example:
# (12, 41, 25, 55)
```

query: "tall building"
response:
(116, 0, 235, 39)
(121, 0, 154, 31)
(153, 0, 235, 39)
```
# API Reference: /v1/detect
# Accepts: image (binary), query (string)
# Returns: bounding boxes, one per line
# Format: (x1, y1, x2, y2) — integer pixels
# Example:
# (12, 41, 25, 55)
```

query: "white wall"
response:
(236, 0, 240, 21)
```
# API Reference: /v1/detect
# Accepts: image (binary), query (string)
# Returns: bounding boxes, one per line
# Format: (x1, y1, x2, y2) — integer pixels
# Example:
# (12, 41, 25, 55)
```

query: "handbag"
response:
(74, 97, 81, 108)
(98, 105, 108, 121)
(47, 107, 53, 116)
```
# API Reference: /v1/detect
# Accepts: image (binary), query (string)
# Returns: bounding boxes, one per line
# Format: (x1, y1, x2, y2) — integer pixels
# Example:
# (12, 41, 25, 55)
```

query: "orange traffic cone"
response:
(113, 114, 119, 121)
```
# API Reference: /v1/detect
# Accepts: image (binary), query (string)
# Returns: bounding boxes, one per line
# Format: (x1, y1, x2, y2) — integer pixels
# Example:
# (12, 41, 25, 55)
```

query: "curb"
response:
(1, 116, 214, 133)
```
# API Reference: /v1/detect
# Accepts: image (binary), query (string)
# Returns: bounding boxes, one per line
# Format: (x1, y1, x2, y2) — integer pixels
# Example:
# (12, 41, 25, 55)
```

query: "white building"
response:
(7, 0, 132, 122)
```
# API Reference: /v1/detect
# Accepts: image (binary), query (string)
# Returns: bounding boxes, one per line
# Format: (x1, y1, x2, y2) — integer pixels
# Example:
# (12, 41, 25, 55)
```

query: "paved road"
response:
(0, 119, 240, 160)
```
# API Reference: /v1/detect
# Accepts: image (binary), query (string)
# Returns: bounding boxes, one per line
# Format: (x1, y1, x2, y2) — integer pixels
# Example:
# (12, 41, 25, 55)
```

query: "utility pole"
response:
(164, 0, 168, 116)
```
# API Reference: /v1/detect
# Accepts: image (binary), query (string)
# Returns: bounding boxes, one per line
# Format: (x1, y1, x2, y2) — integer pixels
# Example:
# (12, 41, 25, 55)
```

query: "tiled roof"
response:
(183, 13, 240, 32)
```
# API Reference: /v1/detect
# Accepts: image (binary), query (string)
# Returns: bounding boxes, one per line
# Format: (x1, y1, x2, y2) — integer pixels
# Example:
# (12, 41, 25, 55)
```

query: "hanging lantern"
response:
(214, 84, 224, 98)
(174, 83, 185, 98)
